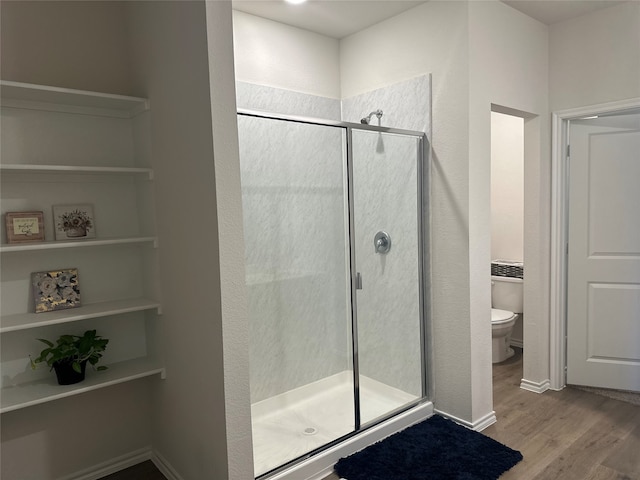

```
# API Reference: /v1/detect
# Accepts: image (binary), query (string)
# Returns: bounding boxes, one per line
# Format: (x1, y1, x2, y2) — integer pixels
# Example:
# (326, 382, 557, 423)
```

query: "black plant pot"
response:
(53, 360, 87, 385)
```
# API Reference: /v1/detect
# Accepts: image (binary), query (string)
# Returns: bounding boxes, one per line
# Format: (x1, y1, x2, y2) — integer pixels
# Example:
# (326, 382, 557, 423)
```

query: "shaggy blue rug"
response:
(334, 415, 523, 480)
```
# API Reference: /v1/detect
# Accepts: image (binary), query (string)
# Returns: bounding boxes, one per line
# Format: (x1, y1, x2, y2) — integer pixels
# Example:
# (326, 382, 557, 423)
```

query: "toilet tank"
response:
(491, 275, 523, 313)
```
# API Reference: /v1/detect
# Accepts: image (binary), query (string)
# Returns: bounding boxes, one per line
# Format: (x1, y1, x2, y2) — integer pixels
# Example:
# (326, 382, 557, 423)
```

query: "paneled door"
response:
(566, 111, 640, 391)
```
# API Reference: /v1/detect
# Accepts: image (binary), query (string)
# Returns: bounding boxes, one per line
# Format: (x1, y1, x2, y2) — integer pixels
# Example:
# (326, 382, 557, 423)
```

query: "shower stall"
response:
(237, 109, 430, 478)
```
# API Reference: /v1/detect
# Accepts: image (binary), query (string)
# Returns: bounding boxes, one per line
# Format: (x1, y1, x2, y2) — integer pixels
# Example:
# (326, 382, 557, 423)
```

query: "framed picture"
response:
(32, 268, 81, 313)
(4, 211, 45, 244)
(53, 204, 96, 241)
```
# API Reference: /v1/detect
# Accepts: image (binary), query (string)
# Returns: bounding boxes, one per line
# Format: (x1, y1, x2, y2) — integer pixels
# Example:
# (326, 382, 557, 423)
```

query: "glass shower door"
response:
(237, 115, 355, 477)
(350, 129, 425, 425)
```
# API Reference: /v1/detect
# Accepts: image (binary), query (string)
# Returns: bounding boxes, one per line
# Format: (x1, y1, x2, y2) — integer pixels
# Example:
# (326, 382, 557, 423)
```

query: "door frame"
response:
(549, 97, 640, 390)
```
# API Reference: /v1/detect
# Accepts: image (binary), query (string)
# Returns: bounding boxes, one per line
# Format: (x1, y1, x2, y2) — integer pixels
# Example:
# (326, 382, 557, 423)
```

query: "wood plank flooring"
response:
(322, 348, 640, 480)
(483, 349, 640, 480)
(104, 349, 640, 479)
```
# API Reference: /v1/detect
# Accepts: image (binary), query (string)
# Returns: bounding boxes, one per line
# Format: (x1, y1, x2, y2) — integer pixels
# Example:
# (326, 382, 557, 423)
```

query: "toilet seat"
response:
(491, 308, 516, 325)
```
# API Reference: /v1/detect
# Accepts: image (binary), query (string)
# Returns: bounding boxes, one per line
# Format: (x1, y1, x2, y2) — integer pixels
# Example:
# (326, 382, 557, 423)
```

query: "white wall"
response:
(468, 1, 549, 400)
(491, 112, 524, 262)
(341, 0, 479, 424)
(205, 4, 254, 477)
(341, 0, 550, 422)
(127, 2, 252, 479)
(547, 0, 640, 391)
(549, 1, 640, 111)
(232, 10, 341, 98)
(0, 1, 132, 95)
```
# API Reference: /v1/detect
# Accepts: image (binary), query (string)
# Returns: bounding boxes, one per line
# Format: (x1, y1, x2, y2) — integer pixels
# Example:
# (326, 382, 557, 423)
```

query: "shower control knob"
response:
(374, 231, 391, 254)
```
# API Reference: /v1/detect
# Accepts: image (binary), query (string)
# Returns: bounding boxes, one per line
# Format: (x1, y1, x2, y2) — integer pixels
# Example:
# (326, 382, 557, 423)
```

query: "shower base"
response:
(252, 371, 418, 477)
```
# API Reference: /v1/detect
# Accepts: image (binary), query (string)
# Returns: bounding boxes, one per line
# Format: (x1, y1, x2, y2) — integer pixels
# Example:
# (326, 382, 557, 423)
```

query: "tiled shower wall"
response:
(342, 75, 431, 396)
(237, 76, 431, 402)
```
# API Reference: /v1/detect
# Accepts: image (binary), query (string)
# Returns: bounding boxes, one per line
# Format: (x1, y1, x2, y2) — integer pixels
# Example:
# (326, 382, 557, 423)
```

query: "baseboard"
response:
(510, 338, 523, 349)
(57, 447, 152, 480)
(152, 450, 184, 480)
(520, 378, 551, 394)
(433, 409, 497, 432)
(54, 446, 184, 480)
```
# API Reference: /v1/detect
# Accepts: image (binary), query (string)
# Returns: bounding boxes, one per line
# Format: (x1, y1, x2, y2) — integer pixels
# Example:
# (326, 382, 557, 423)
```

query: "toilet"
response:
(491, 273, 523, 363)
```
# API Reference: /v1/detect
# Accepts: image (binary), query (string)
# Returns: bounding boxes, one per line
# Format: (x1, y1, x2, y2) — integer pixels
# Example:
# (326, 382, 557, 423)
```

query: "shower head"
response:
(360, 109, 383, 125)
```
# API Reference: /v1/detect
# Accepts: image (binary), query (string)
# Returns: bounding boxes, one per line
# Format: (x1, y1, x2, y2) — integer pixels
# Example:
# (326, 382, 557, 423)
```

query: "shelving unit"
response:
(1, 164, 154, 179)
(1, 357, 165, 414)
(0, 236, 157, 253)
(0, 80, 164, 412)
(1, 298, 161, 333)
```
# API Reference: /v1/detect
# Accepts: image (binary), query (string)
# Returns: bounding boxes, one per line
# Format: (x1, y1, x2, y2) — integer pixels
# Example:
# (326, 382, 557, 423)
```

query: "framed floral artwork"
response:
(32, 269, 81, 313)
(53, 204, 96, 241)
(4, 211, 45, 244)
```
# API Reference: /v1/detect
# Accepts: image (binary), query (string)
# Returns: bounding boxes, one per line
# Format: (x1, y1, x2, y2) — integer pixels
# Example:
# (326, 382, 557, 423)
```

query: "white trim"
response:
(550, 97, 640, 391)
(51, 447, 183, 480)
(152, 450, 185, 480)
(434, 409, 497, 432)
(520, 378, 550, 394)
(549, 110, 569, 391)
(56, 447, 152, 480)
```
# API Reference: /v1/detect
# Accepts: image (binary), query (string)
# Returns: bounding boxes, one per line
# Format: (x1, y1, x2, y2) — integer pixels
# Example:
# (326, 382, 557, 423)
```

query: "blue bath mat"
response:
(334, 415, 522, 480)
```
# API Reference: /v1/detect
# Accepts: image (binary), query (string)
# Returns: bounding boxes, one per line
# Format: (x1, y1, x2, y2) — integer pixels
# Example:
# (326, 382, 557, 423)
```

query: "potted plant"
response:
(30, 329, 109, 385)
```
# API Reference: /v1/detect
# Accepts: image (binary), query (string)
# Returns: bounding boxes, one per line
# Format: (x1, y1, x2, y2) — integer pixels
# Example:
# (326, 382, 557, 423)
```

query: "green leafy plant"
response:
(30, 329, 109, 373)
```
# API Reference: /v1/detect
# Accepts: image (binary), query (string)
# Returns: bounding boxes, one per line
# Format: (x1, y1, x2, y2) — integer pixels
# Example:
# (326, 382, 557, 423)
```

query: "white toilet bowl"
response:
(491, 308, 517, 363)
(491, 271, 523, 364)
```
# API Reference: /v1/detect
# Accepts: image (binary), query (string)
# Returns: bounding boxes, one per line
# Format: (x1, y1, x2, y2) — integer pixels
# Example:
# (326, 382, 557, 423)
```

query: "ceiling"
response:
(502, 1, 625, 26)
(232, 0, 627, 39)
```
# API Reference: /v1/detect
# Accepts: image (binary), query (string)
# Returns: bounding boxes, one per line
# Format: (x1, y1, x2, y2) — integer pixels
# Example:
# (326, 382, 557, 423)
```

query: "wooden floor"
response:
(105, 349, 640, 480)
(322, 348, 640, 480)
(482, 349, 640, 480)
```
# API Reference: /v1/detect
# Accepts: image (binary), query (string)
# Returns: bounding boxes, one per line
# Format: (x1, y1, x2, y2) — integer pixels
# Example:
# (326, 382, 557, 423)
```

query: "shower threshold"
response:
(251, 371, 418, 477)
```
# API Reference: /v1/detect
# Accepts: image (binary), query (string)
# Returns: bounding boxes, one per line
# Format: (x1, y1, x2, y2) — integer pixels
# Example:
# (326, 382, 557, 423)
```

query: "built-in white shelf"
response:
(0, 357, 165, 413)
(0, 80, 148, 118)
(1, 80, 163, 415)
(0, 298, 161, 333)
(0, 236, 158, 253)
(0, 164, 154, 179)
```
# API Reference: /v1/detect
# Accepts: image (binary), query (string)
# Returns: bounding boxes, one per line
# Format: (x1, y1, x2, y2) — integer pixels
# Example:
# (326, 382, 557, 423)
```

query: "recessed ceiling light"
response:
(285, 0, 307, 4)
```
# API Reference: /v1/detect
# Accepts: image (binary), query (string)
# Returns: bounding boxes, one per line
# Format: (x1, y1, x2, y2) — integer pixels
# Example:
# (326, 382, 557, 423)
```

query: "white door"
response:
(566, 111, 640, 391)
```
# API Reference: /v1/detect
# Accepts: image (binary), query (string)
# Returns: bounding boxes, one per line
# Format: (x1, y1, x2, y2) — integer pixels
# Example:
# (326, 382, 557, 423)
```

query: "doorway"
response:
(490, 111, 525, 352)
(550, 99, 640, 391)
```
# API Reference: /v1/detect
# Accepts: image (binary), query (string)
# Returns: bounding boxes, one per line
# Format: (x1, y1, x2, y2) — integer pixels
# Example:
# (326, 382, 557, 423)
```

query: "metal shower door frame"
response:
(237, 107, 431, 432)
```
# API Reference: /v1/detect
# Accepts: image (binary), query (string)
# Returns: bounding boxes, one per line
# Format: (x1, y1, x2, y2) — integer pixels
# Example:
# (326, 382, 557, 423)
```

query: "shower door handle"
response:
(374, 231, 391, 254)
(355, 272, 363, 290)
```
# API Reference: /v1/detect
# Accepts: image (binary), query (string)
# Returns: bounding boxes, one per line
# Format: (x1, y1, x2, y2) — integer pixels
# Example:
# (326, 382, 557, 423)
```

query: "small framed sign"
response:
(5, 211, 45, 244)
